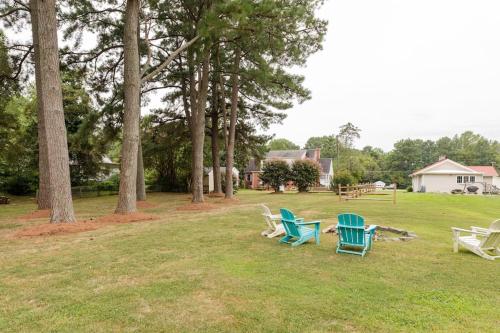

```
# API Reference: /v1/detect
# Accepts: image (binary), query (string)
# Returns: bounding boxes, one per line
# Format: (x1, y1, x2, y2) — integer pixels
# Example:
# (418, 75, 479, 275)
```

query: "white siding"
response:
(412, 175, 424, 192)
(421, 174, 483, 194)
(493, 177, 500, 187)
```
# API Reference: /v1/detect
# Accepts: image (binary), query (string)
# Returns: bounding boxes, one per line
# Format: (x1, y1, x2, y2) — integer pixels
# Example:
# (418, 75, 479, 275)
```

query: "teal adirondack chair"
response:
(279, 208, 321, 246)
(336, 213, 377, 257)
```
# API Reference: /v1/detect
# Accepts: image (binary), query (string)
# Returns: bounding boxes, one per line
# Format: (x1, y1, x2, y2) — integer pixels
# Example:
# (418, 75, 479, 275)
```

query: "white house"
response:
(374, 180, 386, 189)
(204, 167, 239, 193)
(410, 158, 500, 194)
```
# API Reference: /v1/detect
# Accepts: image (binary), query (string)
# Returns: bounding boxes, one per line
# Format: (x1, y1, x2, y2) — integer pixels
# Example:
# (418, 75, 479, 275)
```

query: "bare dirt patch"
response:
(17, 209, 51, 220)
(136, 201, 158, 209)
(207, 193, 225, 198)
(14, 212, 159, 238)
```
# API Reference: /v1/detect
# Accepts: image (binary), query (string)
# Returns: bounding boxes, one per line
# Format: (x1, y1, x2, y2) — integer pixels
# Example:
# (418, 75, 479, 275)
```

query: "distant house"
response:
(467, 166, 500, 193)
(374, 181, 386, 189)
(244, 148, 334, 189)
(409, 157, 500, 194)
(204, 167, 239, 193)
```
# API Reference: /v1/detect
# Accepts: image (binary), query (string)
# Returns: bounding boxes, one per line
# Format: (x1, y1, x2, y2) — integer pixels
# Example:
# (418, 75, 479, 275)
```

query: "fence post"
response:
(338, 184, 342, 201)
(393, 183, 397, 204)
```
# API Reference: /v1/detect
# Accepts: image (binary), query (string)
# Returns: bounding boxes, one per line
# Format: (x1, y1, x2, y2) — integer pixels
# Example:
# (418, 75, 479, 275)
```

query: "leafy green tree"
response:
(268, 138, 299, 151)
(291, 160, 320, 192)
(259, 160, 291, 192)
(0, 95, 38, 195)
(338, 122, 361, 149)
(304, 135, 338, 158)
(61, 71, 107, 185)
(331, 170, 356, 191)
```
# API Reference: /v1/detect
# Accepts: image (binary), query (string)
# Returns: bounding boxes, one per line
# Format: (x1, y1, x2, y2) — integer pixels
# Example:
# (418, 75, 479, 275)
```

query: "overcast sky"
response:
(266, 0, 500, 151)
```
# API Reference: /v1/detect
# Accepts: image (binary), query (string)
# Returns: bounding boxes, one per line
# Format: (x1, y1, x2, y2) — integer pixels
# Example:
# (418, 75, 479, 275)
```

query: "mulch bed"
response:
(136, 201, 158, 209)
(14, 212, 159, 238)
(207, 193, 225, 198)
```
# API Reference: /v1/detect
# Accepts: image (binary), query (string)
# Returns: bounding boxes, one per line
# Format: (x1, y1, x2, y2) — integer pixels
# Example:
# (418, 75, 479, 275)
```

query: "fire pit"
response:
(322, 224, 417, 241)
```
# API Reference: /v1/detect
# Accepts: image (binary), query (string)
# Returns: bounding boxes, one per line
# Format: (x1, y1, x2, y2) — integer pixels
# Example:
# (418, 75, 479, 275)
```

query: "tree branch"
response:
(141, 35, 199, 84)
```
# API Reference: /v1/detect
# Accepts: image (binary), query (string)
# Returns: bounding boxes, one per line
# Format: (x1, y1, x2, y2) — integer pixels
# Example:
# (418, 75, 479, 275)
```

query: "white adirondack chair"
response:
(452, 220, 500, 260)
(260, 204, 285, 238)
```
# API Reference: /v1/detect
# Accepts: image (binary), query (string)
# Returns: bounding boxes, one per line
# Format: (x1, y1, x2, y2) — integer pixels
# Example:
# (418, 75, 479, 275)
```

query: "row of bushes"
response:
(260, 160, 321, 192)
(0, 173, 122, 196)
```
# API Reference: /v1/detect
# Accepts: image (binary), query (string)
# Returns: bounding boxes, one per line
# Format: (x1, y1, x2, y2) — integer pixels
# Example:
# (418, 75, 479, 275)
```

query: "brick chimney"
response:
(315, 148, 321, 161)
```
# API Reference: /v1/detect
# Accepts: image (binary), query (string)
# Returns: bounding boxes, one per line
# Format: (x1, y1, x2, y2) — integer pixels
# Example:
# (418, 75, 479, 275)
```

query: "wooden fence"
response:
(338, 183, 396, 204)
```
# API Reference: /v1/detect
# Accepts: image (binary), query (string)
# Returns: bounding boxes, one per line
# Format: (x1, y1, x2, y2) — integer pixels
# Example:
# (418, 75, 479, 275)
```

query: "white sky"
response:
(8, 0, 499, 152)
(267, 0, 500, 151)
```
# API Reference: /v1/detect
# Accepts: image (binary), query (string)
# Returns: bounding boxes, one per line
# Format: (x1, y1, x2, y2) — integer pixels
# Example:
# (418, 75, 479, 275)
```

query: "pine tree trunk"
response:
(225, 48, 241, 199)
(189, 50, 210, 203)
(136, 134, 147, 201)
(116, 0, 141, 214)
(30, 0, 75, 222)
(31, 4, 50, 210)
(210, 80, 222, 194)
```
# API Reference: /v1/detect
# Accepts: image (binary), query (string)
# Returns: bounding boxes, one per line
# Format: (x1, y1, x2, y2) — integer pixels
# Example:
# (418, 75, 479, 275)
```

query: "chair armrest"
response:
(365, 225, 377, 232)
(471, 226, 489, 233)
(451, 227, 487, 235)
(262, 213, 282, 220)
(295, 218, 305, 222)
(296, 221, 321, 226)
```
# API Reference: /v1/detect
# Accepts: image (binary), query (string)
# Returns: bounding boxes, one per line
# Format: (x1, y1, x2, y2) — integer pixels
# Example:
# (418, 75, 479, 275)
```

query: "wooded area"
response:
(1, 1, 499, 223)
(0, 0, 327, 222)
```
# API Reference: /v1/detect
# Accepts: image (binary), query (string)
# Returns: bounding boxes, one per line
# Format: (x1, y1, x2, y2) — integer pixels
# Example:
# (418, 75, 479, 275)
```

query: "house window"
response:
(457, 176, 463, 184)
(464, 176, 469, 183)
(470, 176, 475, 183)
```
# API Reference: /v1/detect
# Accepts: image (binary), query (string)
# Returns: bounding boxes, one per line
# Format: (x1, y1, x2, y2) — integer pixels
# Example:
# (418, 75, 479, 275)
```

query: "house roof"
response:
(467, 166, 499, 177)
(244, 158, 259, 173)
(319, 158, 333, 174)
(265, 150, 307, 160)
(306, 149, 318, 159)
(410, 158, 481, 177)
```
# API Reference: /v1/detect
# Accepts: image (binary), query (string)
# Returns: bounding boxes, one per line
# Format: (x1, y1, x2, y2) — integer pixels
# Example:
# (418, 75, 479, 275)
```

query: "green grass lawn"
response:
(0, 190, 498, 332)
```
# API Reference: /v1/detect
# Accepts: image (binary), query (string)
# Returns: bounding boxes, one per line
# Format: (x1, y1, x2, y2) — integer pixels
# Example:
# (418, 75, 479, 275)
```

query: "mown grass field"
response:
(0, 190, 499, 332)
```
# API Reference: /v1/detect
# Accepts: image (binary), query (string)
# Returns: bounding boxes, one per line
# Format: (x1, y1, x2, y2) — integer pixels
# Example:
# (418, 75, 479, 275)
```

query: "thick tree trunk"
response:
(31, 4, 50, 210)
(115, 0, 141, 214)
(225, 48, 241, 199)
(210, 80, 222, 194)
(136, 134, 146, 201)
(30, 0, 75, 222)
(188, 49, 210, 203)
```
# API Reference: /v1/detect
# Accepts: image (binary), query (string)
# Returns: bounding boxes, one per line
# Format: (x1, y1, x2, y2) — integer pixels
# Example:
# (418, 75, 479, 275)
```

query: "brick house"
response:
(244, 148, 334, 189)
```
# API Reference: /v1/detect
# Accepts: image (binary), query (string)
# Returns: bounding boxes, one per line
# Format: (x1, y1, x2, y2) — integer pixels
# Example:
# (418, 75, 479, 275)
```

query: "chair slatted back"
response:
(261, 204, 277, 230)
(280, 208, 301, 238)
(337, 213, 366, 246)
(481, 231, 500, 250)
(489, 219, 500, 231)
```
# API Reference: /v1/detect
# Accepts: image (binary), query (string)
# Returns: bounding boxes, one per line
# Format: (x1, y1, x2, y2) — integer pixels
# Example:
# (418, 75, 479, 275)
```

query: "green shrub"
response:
(96, 174, 120, 191)
(4, 175, 37, 195)
(291, 160, 321, 192)
(259, 160, 291, 192)
(407, 186, 413, 192)
(331, 170, 356, 192)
